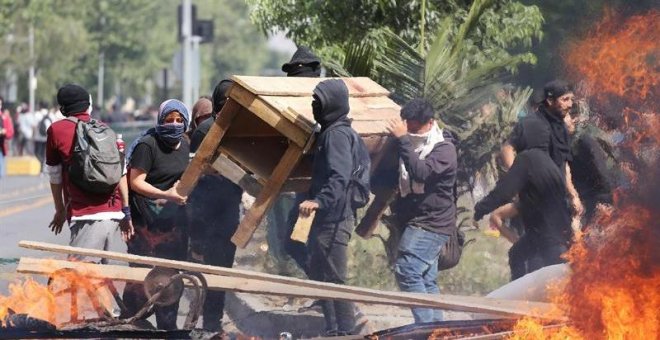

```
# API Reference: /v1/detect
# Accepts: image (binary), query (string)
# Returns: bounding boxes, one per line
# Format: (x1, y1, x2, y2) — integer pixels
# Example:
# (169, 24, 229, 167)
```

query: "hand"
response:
(164, 180, 187, 205)
(299, 200, 319, 217)
(49, 209, 66, 235)
(119, 217, 135, 242)
(570, 196, 584, 217)
(472, 219, 481, 229)
(386, 118, 408, 138)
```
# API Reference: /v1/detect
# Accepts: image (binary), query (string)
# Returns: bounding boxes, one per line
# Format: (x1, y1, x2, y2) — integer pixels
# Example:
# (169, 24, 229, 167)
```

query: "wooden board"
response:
(260, 96, 401, 134)
(228, 85, 310, 148)
(232, 76, 390, 98)
(231, 143, 305, 248)
(18, 241, 566, 321)
(210, 154, 263, 197)
(290, 211, 315, 244)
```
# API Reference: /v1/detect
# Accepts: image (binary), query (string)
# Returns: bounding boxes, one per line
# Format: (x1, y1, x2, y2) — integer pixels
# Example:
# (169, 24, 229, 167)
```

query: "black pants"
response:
(199, 232, 237, 331)
(122, 219, 188, 330)
(509, 233, 567, 281)
(308, 218, 356, 334)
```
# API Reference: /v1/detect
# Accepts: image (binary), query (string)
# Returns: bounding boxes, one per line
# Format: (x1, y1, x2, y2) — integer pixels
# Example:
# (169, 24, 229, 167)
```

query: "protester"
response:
(188, 81, 243, 334)
(188, 96, 213, 138)
(385, 98, 457, 323)
(45, 84, 130, 262)
(121, 99, 190, 330)
(0, 97, 15, 178)
(33, 103, 52, 173)
(17, 104, 36, 156)
(268, 45, 323, 277)
(298, 79, 366, 336)
(474, 122, 573, 279)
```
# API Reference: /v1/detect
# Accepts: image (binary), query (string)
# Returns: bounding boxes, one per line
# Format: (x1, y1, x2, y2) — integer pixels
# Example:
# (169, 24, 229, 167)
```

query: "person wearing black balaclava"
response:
(187, 79, 243, 334)
(476, 121, 573, 278)
(268, 46, 322, 277)
(298, 79, 360, 336)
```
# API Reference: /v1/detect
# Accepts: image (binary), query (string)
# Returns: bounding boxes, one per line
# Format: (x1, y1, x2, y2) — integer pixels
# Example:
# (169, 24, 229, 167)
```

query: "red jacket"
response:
(0, 111, 14, 156)
(45, 112, 122, 218)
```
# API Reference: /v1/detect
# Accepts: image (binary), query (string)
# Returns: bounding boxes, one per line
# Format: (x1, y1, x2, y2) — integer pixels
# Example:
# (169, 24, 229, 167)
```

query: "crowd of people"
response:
(36, 46, 614, 337)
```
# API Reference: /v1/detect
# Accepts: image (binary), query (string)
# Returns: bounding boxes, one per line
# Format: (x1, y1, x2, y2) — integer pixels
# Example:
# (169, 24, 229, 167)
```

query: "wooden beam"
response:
(177, 98, 240, 196)
(18, 241, 566, 321)
(231, 76, 390, 98)
(231, 143, 305, 248)
(355, 188, 397, 239)
(228, 85, 309, 148)
(210, 154, 262, 197)
(16, 257, 478, 310)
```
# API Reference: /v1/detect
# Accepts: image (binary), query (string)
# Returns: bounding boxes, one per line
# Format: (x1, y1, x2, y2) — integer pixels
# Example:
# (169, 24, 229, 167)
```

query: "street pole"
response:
(181, 0, 192, 108)
(97, 51, 104, 112)
(191, 35, 201, 101)
(28, 25, 35, 113)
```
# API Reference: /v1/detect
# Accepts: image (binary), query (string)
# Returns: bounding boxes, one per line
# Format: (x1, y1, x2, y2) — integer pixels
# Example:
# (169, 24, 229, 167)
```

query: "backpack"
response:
(66, 117, 121, 194)
(348, 131, 371, 210)
(38, 115, 52, 136)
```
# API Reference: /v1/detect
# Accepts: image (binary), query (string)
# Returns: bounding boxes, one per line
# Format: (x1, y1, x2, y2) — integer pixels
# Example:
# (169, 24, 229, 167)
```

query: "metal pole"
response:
(181, 0, 192, 107)
(191, 36, 201, 101)
(97, 51, 104, 111)
(28, 25, 35, 113)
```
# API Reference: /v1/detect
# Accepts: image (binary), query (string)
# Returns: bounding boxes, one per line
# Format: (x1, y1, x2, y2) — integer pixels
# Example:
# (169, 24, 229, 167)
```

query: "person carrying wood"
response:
(187, 80, 243, 335)
(298, 79, 367, 336)
(385, 98, 458, 323)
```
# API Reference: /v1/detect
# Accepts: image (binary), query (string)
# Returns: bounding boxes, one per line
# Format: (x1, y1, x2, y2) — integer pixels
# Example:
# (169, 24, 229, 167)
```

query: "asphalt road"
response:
(0, 175, 68, 293)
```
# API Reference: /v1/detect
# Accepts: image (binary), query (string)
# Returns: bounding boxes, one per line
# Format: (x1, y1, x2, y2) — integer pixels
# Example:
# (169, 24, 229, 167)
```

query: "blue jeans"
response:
(395, 226, 449, 323)
(0, 151, 5, 178)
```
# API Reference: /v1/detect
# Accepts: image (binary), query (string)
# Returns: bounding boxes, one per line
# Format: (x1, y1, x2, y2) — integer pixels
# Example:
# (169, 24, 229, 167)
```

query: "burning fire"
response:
(510, 9, 660, 340)
(0, 260, 114, 328)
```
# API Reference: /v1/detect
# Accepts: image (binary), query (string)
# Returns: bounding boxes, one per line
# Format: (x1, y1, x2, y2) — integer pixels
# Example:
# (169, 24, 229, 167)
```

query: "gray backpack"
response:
(67, 117, 121, 194)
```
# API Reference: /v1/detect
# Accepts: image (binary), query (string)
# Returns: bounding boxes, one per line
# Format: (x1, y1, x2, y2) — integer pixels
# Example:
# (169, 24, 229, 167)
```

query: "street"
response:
(0, 175, 67, 293)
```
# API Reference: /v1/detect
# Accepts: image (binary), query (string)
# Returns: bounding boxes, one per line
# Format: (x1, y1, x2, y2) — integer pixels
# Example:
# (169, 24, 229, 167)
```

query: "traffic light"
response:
(177, 4, 213, 44)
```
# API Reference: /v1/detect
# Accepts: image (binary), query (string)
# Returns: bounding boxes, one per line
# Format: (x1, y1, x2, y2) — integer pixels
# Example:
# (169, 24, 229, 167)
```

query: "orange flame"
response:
(0, 260, 114, 328)
(510, 9, 660, 340)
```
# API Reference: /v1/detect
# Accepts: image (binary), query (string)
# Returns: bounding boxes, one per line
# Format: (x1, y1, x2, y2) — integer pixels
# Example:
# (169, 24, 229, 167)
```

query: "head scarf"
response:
(125, 99, 190, 165)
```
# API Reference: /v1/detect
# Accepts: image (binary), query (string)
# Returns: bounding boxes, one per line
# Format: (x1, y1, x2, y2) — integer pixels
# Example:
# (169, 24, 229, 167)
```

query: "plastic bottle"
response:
(116, 133, 125, 154)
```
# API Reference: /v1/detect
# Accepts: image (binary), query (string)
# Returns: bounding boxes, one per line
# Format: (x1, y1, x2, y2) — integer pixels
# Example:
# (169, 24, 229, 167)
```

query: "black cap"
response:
(543, 79, 573, 100)
(281, 46, 321, 74)
(57, 84, 90, 115)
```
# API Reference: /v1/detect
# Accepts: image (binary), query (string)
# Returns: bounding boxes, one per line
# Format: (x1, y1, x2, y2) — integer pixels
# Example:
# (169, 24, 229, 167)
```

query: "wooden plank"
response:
(231, 143, 305, 248)
(177, 98, 240, 196)
(210, 154, 263, 197)
(260, 96, 400, 135)
(18, 241, 566, 321)
(232, 76, 390, 97)
(229, 85, 309, 148)
(290, 211, 315, 244)
(355, 188, 397, 239)
(16, 257, 513, 311)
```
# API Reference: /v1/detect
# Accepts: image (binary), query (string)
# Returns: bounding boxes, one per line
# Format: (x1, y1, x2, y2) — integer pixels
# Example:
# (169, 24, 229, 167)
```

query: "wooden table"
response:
(176, 76, 401, 248)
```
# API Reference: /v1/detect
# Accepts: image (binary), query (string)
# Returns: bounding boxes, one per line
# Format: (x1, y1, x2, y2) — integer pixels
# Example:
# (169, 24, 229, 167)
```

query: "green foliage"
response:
(1, 0, 273, 106)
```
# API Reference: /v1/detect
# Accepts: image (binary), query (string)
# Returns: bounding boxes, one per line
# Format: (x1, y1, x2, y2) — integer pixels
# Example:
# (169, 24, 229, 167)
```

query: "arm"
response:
(565, 163, 584, 216)
(500, 142, 516, 170)
(129, 168, 186, 205)
(398, 136, 456, 181)
(45, 126, 66, 234)
(48, 181, 67, 235)
(118, 175, 134, 241)
(311, 130, 353, 211)
(474, 155, 529, 221)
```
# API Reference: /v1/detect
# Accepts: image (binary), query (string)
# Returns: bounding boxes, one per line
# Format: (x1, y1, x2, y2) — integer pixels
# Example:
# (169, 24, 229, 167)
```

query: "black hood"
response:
(282, 46, 321, 75)
(312, 79, 350, 128)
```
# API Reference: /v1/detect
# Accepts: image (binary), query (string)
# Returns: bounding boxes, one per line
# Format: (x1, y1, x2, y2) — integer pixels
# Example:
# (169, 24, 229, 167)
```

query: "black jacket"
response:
(393, 130, 458, 235)
(509, 105, 572, 172)
(474, 149, 573, 246)
(308, 79, 356, 223)
(570, 131, 614, 219)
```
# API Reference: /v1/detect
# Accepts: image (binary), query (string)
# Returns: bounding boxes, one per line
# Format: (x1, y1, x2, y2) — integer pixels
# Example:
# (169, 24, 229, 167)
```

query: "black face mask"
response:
(312, 96, 323, 123)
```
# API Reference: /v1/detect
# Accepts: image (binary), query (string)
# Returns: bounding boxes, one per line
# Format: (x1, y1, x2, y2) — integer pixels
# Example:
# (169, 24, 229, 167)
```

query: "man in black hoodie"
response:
(298, 79, 361, 336)
(386, 98, 457, 323)
(475, 125, 573, 277)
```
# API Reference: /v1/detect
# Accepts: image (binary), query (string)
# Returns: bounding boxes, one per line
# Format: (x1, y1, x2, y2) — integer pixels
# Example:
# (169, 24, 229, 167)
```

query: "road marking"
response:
(0, 194, 51, 205)
(0, 196, 53, 218)
(0, 182, 50, 200)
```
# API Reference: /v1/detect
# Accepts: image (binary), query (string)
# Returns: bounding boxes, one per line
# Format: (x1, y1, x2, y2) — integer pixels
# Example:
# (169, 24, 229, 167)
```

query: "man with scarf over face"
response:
(121, 99, 190, 330)
(298, 79, 362, 336)
(386, 98, 457, 323)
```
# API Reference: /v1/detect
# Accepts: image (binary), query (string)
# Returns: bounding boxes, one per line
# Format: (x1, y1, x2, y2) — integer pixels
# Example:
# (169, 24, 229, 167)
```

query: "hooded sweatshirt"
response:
(308, 79, 356, 223)
(475, 128, 573, 246)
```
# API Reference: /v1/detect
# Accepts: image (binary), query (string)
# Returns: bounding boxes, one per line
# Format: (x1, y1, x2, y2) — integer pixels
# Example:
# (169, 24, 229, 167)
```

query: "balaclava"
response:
(311, 79, 350, 128)
(155, 99, 190, 147)
(282, 46, 321, 78)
